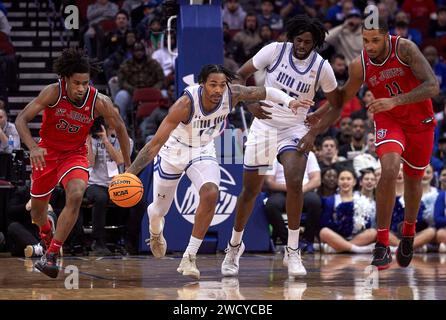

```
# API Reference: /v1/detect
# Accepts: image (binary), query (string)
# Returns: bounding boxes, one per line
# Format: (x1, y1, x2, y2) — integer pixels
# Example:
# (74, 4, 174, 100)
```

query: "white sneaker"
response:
(284, 247, 307, 277)
(221, 242, 245, 277)
(145, 218, 166, 258)
(439, 243, 446, 253)
(24, 243, 44, 258)
(177, 253, 200, 279)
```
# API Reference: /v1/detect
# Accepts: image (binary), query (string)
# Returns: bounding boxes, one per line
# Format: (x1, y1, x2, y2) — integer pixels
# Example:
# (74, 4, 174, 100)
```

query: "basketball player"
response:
(125, 64, 313, 279)
(302, 17, 439, 270)
(221, 15, 343, 278)
(15, 48, 132, 278)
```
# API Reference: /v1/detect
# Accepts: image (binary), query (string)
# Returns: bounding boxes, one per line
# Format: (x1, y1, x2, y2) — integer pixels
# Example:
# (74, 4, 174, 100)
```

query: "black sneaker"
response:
(396, 236, 414, 268)
(35, 252, 59, 278)
(371, 242, 392, 270)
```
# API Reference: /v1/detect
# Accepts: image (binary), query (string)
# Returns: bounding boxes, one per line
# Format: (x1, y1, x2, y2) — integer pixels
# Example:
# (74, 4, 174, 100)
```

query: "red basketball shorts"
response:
(30, 144, 89, 200)
(374, 115, 434, 178)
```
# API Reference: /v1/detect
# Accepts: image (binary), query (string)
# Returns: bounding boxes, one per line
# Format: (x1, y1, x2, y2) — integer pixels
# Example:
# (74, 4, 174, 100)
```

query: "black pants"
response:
(264, 191, 321, 244)
(85, 185, 109, 242)
(7, 222, 39, 257)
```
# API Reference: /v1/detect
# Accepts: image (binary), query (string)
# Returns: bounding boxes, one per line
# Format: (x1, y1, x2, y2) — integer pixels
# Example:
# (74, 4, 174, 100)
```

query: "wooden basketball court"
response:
(0, 253, 445, 300)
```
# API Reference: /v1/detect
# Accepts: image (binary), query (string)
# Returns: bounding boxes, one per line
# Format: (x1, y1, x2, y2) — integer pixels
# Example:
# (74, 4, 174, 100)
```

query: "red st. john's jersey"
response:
(39, 77, 98, 151)
(362, 35, 434, 128)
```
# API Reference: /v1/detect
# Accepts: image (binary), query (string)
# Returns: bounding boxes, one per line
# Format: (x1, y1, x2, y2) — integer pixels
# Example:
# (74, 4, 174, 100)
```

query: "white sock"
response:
(230, 228, 244, 246)
(148, 205, 163, 234)
(350, 243, 374, 253)
(184, 236, 202, 257)
(390, 246, 398, 253)
(287, 228, 300, 250)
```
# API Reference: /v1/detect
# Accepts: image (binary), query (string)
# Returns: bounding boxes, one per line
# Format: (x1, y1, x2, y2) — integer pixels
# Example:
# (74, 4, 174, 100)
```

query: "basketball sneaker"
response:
(221, 242, 245, 277)
(439, 243, 446, 253)
(396, 236, 414, 267)
(371, 242, 392, 270)
(24, 243, 44, 258)
(35, 252, 59, 278)
(283, 247, 307, 276)
(177, 253, 200, 279)
(146, 218, 166, 258)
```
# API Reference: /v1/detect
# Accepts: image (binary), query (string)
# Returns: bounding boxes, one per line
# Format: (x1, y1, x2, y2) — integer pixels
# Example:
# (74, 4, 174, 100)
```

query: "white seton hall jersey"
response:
(170, 84, 232, 147)
(252, 42, 337, 128)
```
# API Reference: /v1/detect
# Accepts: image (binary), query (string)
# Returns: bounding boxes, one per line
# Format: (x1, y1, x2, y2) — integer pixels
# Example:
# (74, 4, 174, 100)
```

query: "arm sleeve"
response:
(252, 42, 280, 71)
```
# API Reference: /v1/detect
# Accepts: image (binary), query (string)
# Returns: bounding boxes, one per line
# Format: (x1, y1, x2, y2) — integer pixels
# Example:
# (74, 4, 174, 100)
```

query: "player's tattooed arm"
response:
(393, 38, 439, 105)
(230, 84, 267, 105)
(126, 95, 192, 176)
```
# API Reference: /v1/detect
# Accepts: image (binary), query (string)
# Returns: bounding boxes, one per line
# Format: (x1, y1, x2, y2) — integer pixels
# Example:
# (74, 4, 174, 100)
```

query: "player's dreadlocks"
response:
(286, 14, 328, 49)
(198, 64, 238, 84)
(53, 47, 102, 78)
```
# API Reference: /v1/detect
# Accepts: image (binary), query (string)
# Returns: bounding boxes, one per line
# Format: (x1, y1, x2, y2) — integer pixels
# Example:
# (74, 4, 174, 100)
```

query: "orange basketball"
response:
(109, 173, 144, 208)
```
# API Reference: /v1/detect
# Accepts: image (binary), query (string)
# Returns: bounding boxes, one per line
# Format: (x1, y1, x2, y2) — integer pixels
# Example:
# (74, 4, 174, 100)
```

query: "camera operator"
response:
(85, 116, 133, 256)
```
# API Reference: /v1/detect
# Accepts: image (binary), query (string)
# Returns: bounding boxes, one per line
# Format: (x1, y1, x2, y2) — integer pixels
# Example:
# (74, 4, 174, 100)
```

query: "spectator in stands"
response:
(0, 99, 4, 110)
(122, 0, 142, 17)
(335, 116, 352, 148)
(152, 30, 177, 85)
(223, 22, 245, 65)
(325, 0, 354, 27)
(389, 164, 436, 251)
(418, 165, 439, 244)
(401, 0, 436, 23)
(438, 167, 446, 190)
(391, 11, 422, 47)
(358, 169, 377, 203)
(424, 46, 446, 94)
(280, 0, 317, 22)
(318, 166, 338, 197)
(351, 88, 375, 123)
(428, 6, 446, 38)
(318, 136, 345, 170)
(233, 13, 262, 61)
(103, 10, 131, 58)
(84, 0, 119, 59)
(104, 30, 137, 96)
(325, 8, 363, 65)
(250, 24, 274, 57)
(257, 0, 283, 31)
(7, 185, 57, 258)
(222, 0, 247, 30)
(330, 53, 348, 86)
(115, 41, 164, 122)
(140, 17, 164, 57)
(0, 109, 20, 153)
(86, 116, 134, 256)
(264, 152, 321, 253)
(319, 168, 376, 253)
(139, 83, 174, 144)
(130, 1, 162, 30)
(338, 118, 366, 160)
